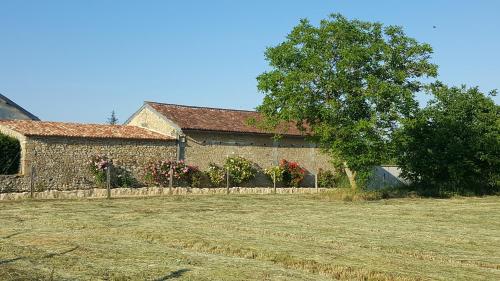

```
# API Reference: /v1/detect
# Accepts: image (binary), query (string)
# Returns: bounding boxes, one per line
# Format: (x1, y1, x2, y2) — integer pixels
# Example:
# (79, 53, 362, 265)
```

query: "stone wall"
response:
(18, 136, 177, 191)
(183, 130, 334, 186)
(0, 187, 327, 201)
(0, 175, 28, 193)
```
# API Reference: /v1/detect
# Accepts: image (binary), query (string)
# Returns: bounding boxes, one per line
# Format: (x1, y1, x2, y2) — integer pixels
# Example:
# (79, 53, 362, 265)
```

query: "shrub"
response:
(317, 169, 336, 188)
(88, 155, 138, 188)
(264, 166, 285, 185)
(144, 160, 200, 187)
(180, 165, 205, 187)
(223, 156, 257, 186)
(145, 160, 180, 187)
(280, 159, 305, 187)
(0, 133, 21, 175)
(189, 169, 208, 188)
(207, 163, 226, 187)
(394, 83, 500, 195)
(89, 155, 112, 187)
(264, 160, 306, 187)
(114, 167, 138, 188)
(317, 168, 350, 188)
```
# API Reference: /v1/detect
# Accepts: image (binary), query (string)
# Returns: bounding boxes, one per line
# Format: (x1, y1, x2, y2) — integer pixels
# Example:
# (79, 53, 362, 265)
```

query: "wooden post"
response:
(273, 171, 277, 194)
(315, 173, 319, 193)
(106, 165, 111, 199)
(169, 166, 174, 194)
(30, 166, 35, 199)
(226, 167, 230, 194)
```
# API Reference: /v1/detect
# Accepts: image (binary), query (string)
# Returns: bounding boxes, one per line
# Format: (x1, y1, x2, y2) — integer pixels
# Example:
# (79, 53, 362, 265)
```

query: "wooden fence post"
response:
(169, 166, 174, 195)
(30, 166, 35, 199)
(106, 165, 111, 199)
(315, 173, 319, 193)
(273, 171, 277, 194)
(226, 167, 230, 194)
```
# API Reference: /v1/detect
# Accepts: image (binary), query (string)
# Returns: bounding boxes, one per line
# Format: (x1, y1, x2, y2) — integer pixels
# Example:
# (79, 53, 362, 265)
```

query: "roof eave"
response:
(23, 134, 173, 141)
(182, 128, 306, 138)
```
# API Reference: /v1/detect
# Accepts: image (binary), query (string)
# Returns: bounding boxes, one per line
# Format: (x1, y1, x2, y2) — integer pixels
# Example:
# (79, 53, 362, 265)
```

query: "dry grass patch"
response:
(0, 195, 499, 280)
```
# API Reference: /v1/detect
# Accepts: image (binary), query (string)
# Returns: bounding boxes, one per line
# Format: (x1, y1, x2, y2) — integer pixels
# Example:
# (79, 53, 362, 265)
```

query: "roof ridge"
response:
(0, 119, 128, 127)
(145, 101, 259, 113)
(0, 119, 174, 140)
(142, 101, 305, 136)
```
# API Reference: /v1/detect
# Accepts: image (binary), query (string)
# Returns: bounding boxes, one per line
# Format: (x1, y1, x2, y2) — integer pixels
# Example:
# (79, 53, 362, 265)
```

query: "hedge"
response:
(0, 133, 21, 174)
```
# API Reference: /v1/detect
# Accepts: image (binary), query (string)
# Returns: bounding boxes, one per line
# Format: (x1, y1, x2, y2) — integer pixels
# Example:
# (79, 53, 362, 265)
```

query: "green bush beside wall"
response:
(0, 133, 21, 175)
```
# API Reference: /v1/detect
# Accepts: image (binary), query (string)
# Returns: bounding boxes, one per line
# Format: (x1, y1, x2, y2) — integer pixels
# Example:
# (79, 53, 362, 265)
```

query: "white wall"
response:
(368, 166, 409, 189)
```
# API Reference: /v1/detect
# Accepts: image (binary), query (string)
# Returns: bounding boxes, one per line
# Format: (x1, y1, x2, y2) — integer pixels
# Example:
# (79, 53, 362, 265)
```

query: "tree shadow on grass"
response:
(0, 257, 24, 266)
(0, 246, 79, 267)
(1, 232, 26, 239)
(154, 269, 191, 280)
(43, 246, 80, 259)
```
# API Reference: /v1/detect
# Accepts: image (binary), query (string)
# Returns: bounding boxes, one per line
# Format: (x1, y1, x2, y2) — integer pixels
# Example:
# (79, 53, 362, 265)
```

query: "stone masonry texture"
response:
(126, 106, 336, 187)
(183, 130, 334, 186)
(0, 136, 176, 192)
(1, 103, 338, 192)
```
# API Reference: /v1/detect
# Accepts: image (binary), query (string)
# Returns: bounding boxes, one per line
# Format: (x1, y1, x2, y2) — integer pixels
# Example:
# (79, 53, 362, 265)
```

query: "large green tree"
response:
(256, 14, 437, 188)
(394, 83, 500, 195)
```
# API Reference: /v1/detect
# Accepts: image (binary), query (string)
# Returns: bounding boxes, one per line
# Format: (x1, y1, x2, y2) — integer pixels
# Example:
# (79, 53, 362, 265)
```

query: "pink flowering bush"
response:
(88, 155, 112, 186)
(180, 164, 204, 187)
(89, 155, 138, 188)
(145, 160, 202, 187)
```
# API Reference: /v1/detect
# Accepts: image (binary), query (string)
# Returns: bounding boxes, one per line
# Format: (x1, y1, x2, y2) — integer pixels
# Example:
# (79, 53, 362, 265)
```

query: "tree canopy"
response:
(394, 83, 500, 195)
(107, 110, 119, 125)
(256, 14, 437, 187)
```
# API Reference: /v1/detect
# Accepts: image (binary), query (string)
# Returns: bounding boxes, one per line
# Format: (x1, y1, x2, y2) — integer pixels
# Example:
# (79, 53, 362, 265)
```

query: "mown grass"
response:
(0, 194, 499, 280)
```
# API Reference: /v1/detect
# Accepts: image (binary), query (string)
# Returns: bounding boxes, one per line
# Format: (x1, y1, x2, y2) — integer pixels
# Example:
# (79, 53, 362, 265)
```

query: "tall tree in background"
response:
(256, 14, 437, 188)
(107, 110, 119, 125)
(394, 83, 499, 195)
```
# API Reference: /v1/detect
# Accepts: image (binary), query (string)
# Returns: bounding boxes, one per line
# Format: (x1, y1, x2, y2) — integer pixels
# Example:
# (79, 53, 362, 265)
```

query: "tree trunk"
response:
(343, 162, 357, 190)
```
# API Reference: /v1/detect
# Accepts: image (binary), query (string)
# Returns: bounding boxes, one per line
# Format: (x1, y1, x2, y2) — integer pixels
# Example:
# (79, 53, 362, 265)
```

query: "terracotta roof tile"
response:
(0, 120, 173, 141)
(147, 102, 305, 136)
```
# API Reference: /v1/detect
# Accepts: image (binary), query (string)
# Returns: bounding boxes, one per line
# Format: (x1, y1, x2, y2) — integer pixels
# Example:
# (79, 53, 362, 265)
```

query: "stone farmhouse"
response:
(0, 101, 334, 191)
(126, 102, 333, 185)
(0, 120, 176, 192)
(0, 94, 40, 121)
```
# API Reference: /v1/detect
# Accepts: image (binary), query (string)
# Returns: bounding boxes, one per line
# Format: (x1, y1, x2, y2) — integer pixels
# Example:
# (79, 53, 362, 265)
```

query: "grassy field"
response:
(0, 194, 499, 281)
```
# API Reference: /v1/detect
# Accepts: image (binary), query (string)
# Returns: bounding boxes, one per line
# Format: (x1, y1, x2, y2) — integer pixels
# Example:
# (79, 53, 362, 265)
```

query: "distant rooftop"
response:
(0, 120, 173, 141)
(0, 94, 40, 121)
(146, 102, 305, 136)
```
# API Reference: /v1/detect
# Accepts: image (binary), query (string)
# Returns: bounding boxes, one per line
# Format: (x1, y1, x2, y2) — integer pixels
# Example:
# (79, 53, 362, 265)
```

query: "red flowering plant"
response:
(145, 160, 202, 187)
(89, 155, 112, 187)
(279, 159, 306, 187)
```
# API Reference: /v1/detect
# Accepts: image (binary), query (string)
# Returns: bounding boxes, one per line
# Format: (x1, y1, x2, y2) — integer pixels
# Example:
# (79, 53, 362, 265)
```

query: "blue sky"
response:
(1, 0, 499, 123)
